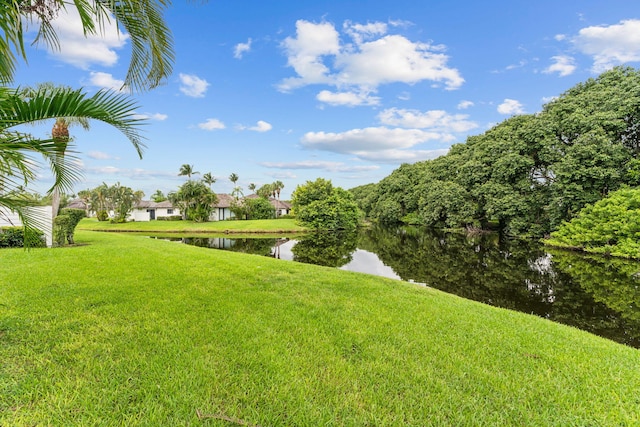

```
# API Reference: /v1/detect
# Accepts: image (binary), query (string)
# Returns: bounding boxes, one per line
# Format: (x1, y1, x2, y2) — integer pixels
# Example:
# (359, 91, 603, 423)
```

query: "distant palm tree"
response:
(203, 172, 216, 188)
(151, 189, 167, 202)
(178, 164, 199, 179)
(248, 183, 256, 194)
(229, 173, 239, 185)
(273, 180, 284, 217)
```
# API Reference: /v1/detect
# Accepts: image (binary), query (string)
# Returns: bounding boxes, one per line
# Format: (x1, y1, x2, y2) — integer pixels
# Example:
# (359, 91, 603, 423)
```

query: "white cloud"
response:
(497, 99, 525, 115)
(378, 108, 478, 133)
(555, 34, 567, 41)
(260, 160, 379, 173)
(87, 72, 125, 91)
(87, 151, 118, 160)
(300, 126, 452, 163)
(179, 73, 210, 97)
(457, 100, 474, 110)
(573, 19, 640, 73)
(85, 166, 177, 180)
(198, 118, 226, 130)
(316, 90, 380, 106)
(234, 38, 252, 59)
(543, 55, 576, 77)
(249, 120, 273, 132)
(541, 96, 558, 104)
(354, 148, 449, 163)
(40, 5, 128, 68)
(302, 127, 443, 153)
(279, 20, 341, 91)
(278, 20, 463, 94)
(344, 20, 388, 45)
(132, 112, 168, 121)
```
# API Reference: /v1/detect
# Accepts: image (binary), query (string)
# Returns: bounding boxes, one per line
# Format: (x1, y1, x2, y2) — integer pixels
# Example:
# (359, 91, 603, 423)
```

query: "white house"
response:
(210, 193, 236, 221)
(129, 200, 180, 221)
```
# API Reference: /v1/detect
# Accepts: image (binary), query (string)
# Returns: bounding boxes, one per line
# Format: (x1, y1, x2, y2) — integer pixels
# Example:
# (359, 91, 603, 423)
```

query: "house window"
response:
(167, 209, 173, 214)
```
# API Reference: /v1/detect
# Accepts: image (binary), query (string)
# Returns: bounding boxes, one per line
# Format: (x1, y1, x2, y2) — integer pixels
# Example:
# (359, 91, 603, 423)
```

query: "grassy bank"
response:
(76, 217, 306, 233)
(1, 231, 639, 426)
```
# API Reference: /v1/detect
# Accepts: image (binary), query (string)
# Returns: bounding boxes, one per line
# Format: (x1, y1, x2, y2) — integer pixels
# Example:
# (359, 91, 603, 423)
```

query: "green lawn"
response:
(76, 217, 306, 233)
(1, 231, 640, 426)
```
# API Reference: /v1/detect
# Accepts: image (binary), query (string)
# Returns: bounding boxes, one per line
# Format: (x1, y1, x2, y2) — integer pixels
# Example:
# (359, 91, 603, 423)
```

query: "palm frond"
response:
(0, 0, 27, 84)
(0, 86, 147, 157)
(102, 0, 175, 91)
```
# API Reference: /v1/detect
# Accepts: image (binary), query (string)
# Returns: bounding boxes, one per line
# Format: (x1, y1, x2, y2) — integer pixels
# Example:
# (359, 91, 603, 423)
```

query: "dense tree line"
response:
(351, 67, 640, 237)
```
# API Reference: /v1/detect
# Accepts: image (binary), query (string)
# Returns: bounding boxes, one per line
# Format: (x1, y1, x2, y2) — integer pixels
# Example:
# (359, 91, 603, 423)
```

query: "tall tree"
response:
(229, 173, 239, 185)
(178, 164, 199, 179)
(21, 83, 91, 218)
(0, 86, 145, 229)
(151, 189, 167, 202)
(202, 172, 216, 188)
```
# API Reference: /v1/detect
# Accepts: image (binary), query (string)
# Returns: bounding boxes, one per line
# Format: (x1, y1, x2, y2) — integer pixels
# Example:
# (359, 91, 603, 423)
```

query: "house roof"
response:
(214, 193, 236, 208)
(66, 199, 87, 209)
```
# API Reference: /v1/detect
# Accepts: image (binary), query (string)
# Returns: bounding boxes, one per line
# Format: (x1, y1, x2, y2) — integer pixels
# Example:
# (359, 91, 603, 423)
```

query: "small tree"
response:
(169, 180, 217, 222)
(291, 178, 360, 231)
(53, 208, 85, 246)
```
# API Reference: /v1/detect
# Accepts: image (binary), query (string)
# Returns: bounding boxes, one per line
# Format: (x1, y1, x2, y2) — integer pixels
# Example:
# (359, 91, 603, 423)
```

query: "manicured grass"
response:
(76, 217, 306, 233)
(1, 231, 640, 426)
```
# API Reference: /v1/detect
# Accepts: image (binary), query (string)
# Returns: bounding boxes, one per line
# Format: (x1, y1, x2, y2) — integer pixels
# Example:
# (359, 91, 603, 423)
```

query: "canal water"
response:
(153, 226, 640, 348)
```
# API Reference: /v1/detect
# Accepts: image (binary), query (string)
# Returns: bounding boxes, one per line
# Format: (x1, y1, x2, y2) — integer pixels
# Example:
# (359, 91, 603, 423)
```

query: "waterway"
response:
(153, 226, 640, 348)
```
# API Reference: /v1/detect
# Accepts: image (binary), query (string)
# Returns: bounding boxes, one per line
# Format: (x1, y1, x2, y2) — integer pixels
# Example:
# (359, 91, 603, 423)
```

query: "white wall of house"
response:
(0, 206, 53, 247)
(128, 207, 181, 222)
(129, 209, 151, 222)
(211, 207, 234, 221)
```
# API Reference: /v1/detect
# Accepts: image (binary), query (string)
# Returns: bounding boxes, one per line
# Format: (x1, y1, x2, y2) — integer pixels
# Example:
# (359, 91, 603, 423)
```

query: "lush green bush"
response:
(156, 215, 183, 221)
(53, 208, 86, 246)
(545, 187, 640, 258)
(292, 178, 360, 230)
(96, 210, 109, 221)
(245, 197, 275, 220)
(0, 226, 45, 248)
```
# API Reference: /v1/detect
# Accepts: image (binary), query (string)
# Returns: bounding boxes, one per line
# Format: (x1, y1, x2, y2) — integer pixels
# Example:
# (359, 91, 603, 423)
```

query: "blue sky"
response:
(13, 0, 640, 200)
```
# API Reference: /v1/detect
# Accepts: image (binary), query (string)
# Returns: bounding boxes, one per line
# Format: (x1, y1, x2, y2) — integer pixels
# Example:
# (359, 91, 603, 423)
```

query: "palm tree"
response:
(3, 0, 181, 91)
(0, 85, 145, 230)
(178, 164, 199, 179)
(22, 83, 91, 218)
(202, 172, 216, 188)
(151, 189, 167, 202)
(273, 180, 284, 217)
(229, 173, 239, 186)
(248, 183, 257, 194)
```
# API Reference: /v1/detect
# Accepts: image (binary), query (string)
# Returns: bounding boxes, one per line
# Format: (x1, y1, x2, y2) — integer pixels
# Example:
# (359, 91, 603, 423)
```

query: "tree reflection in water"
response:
(170, 227, 640, 347)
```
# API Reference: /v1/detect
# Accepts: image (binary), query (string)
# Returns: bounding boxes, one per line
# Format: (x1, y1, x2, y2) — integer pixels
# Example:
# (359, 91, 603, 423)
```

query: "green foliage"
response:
(546, 187, 640, 258)
(168, 180, 218, 222)
(0, 226, 45, 248)
(361, 67, 640, 237)
(156, 215, 183, 221)
(245, 197, 275, 220)
(96, 210, 109, 222)
(292, 179, 360, 230)
(292, 231, 358, 267)
(349, 183, 379, 218)
(53, 208, 85, 246)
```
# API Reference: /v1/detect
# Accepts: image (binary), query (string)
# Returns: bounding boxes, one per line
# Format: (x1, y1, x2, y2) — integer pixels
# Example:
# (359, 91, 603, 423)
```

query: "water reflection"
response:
(153, 227, 640, 347)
